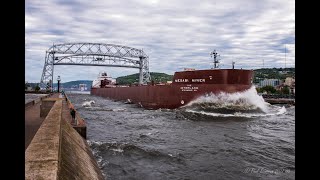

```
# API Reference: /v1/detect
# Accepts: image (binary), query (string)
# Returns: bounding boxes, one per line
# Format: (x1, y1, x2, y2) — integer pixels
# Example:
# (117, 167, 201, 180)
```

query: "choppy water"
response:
(67, 87, 295, 180)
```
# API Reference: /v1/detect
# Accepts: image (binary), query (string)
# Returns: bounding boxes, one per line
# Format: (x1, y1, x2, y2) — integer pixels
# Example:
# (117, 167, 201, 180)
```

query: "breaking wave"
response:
(180, 86, 287, 119)
(182, 106, 286, 119)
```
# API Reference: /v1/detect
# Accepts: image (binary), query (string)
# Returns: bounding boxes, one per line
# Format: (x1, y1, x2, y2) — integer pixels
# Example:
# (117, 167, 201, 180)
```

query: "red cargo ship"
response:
(91, 51, 253, 109)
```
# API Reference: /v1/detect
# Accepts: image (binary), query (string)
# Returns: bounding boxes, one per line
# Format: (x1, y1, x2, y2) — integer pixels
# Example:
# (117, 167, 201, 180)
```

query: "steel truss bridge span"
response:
(40, 43, 151, 90)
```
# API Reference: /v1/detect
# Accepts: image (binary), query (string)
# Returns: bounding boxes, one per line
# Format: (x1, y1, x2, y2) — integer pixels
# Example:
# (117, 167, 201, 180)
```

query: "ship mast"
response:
(210, 50, 220, 69)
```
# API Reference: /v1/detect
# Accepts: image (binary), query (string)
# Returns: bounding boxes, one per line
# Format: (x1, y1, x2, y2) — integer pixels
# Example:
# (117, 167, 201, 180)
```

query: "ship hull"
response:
(91, 84, 252, 109)
(91, 69, 253, 109)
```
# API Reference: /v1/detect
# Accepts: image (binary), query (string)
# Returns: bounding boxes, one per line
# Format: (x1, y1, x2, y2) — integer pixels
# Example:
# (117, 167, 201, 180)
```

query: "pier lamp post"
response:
(57, 76, 61, 93)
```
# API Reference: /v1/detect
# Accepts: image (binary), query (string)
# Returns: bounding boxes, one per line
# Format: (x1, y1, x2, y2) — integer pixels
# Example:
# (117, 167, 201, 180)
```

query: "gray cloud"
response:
(26, 0, 295, 82)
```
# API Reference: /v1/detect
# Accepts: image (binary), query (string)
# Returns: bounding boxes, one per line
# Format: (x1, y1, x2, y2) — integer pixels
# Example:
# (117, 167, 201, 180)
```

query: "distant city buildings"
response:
(79, 84, 87, 91)
(259, 79, 282, 87)
(257, 77, 295, 95)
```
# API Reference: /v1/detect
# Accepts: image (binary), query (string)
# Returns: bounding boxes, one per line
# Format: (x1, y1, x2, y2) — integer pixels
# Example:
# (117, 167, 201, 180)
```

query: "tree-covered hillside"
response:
(253, 68, 295, 83)
(52, 80, 93, 88)
(27, 81, 93, 88)
(116, 72, 173, 85)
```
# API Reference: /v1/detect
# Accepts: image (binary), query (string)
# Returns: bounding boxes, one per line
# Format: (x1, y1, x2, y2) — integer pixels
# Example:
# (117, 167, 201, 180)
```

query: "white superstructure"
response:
(79, 84, 87, 91)
(92, 72, 116, 88)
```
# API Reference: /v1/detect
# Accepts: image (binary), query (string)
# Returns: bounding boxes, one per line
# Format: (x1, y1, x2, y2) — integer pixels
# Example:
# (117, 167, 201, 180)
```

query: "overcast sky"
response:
(26, 0, 295, 82)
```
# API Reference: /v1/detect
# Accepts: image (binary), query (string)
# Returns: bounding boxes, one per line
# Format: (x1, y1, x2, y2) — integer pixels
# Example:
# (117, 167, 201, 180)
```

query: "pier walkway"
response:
(25, 93, 57, 150)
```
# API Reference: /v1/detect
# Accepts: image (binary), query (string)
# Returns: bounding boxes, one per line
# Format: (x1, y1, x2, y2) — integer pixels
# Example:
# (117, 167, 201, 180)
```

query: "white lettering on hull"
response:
(180, 86, 199, 92)
(175, 79, 189, 82)
(192, 79, 205, 82)
(175, 79, 205, 83)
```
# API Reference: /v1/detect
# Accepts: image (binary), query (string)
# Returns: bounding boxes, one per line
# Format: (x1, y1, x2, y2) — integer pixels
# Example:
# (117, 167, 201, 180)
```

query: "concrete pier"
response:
(25, 93, 104, 179)
(25, 93, 54, 150)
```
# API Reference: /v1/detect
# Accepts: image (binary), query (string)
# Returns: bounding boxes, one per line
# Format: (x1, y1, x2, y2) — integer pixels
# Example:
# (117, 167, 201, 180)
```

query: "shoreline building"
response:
(284, 77, 295, 87)
(284, 77, 295, 94)
(79, 84, 87, 91)
(259, 79, 282, 88)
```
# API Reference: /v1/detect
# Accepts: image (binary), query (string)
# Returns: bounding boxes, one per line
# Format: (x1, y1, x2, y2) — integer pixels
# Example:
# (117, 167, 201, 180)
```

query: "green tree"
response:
(35, 84, 40, 92)
(256, 87, 263, 93)
(281, 86, 290, 94)
(261, 85, 276, 94)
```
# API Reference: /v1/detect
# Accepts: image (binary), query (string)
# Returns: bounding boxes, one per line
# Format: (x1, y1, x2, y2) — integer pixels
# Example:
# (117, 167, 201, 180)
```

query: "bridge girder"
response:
(40, 43, 151, 90)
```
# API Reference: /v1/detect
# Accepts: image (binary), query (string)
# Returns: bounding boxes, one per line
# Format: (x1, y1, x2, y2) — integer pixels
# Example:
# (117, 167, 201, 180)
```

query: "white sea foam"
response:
(82, 100, 95, 107)
(111, 148, 124, 153)
(276, 106, 287, 115)
(185, 86, 270, 113)
(185, 108, 286, 118)
(181, 86, 289, 118)
(112, 108, 126, 112)
(87, 140, 104, 146)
